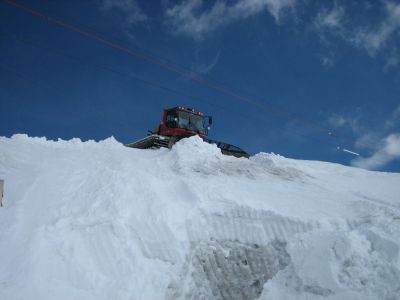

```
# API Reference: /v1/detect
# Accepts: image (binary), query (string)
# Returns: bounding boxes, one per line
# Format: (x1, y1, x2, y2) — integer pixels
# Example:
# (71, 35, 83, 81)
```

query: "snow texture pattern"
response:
(0, 135, 399, 300)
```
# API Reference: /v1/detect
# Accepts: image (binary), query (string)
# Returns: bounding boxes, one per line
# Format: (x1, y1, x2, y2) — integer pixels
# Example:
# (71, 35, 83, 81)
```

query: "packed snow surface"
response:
(1, 134, 400, 300)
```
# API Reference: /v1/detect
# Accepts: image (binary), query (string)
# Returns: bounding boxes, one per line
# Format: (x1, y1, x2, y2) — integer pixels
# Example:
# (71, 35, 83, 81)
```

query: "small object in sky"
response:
(342, 148, 360, 156)
(0, 179, 3, 207)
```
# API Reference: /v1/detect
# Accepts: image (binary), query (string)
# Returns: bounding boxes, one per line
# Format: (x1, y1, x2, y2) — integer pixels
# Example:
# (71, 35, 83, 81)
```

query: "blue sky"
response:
(0, 0, 400, 172)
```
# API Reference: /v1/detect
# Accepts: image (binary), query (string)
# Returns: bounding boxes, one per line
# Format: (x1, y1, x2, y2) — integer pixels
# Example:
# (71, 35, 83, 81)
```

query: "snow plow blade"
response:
(205, 139, 250, 158)
(126, 135, 249, 158)
(125, 134, 171, 149)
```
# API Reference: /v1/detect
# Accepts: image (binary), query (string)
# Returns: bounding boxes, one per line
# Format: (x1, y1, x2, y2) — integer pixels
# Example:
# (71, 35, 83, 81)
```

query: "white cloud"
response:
(328, 109, 400, 155)
(313, 1, 400, 68)
(384, 49, 400, 70)
(354, 131, 381, 151)
(351, 133, 400, 170)
(191, 51, 221, 74)
(264, 0, 296, 21)
(314, 4, 345, 30)
(313, 3, 346, 50)
(321, 55, 334, 67)
(328, 114, 347, 128)
(328, 114, 346, 127)
(352, 1, 400, 56)
(101, 0, 148, 25)
(328, 113, 362, 134)
(385, 104, 400, 128)
(164, 0, 296, 40)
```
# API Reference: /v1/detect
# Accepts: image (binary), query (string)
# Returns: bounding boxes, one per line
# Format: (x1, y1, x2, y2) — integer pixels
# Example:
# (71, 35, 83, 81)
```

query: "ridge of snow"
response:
(0, 135, 399, 300)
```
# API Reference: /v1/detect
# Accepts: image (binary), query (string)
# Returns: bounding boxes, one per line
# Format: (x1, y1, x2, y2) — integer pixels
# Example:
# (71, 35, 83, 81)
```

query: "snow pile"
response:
(0, 134, 399, 300)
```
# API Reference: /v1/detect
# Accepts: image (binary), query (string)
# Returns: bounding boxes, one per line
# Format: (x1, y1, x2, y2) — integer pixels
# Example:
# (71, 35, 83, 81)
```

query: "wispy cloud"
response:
(320, 55, 335, 67)
(100, 0, 400, 70)
(100, 0, 148, 25)
(312, 1, 400, 69)
(328, 114, 346, 128)
(328, 113, 362, 135)
(385, 104, 400, 129)
(314, 4, 345, 31)
(352, 1, 400, 57)
(329, 105, 400, 170)
(384, 48, 400, 71)
(164, 0, 296, 40)
(191, 51, 221, 74)
(351, 133, 400, 170)
(354, 132, 381, 151)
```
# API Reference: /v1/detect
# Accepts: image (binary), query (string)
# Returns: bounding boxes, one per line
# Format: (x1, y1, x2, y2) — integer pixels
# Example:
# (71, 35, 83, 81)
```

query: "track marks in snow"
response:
(1, 135, 400, 300)
(168, 239, 290, 300)
(187, 206, 317, 245)
(348, 199, 400, 239)
(176, 206, 317, 299)
(132, 219, 181, 263)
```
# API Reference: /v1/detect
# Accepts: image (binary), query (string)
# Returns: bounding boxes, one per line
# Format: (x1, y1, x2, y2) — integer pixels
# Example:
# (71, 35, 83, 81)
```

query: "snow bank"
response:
(0, 134, 399, 300)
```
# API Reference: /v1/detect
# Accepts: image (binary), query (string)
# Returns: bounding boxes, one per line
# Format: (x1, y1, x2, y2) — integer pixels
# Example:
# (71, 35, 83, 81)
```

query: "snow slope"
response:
(0, 134, 399, 300)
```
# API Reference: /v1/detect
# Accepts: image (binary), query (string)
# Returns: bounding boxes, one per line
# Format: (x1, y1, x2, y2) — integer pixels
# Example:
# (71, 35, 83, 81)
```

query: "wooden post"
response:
(0, 179, 4, 207)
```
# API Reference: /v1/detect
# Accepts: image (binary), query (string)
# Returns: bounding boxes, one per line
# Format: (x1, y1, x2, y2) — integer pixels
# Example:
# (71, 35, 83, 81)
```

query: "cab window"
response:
(166, 111, 177, 128)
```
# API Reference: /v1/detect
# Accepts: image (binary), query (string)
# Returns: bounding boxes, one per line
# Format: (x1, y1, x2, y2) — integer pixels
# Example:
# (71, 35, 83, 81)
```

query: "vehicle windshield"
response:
(177, 111, 205, 133)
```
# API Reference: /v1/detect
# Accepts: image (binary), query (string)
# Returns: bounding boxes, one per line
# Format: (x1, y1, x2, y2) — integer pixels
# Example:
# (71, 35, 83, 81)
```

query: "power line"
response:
(3, 0, 346, 137)
(0, 31, 332, 148)
(0, 30, 249, 120)
(1, 0, 357, 152)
